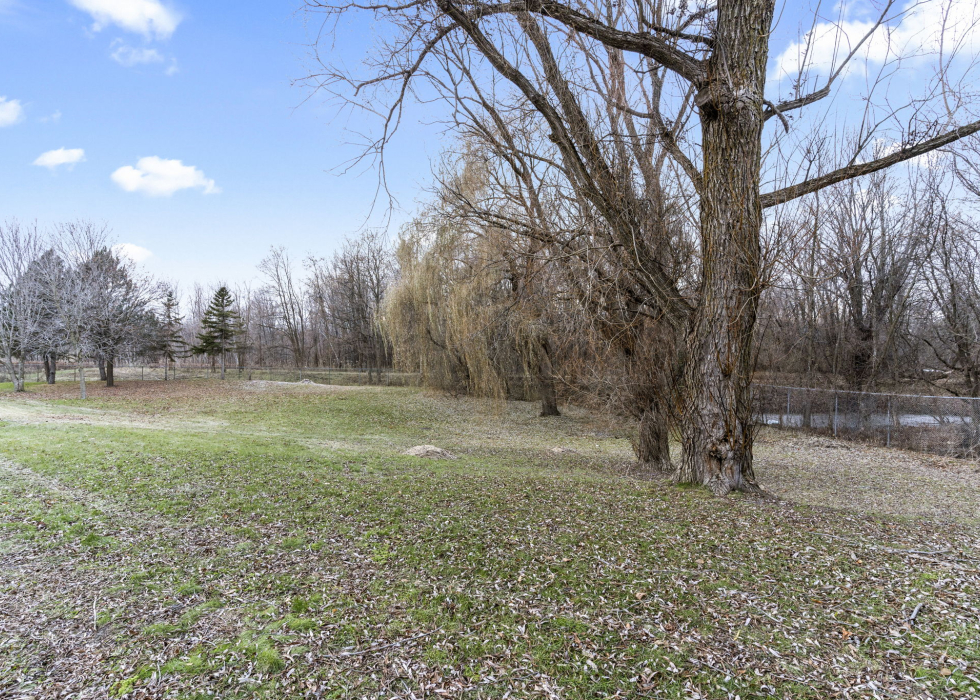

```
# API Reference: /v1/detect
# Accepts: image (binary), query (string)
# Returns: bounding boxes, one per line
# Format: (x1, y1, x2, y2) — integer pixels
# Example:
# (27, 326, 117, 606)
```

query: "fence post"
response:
(833, 393, 839, 437)
(886, 397, 892, 447)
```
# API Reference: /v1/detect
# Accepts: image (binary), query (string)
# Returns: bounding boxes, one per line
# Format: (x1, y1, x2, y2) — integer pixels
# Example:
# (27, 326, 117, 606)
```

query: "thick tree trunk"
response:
(46, 355, 57, 384)
(677, 0, 773, 495)
(637, 402, 671, 472)
(537, 337, 561, 417)
(106, 357, 114, 387)
(220, 351, 226, 380)
(98, 357, 107, 382)
(79, 360, 87, 400)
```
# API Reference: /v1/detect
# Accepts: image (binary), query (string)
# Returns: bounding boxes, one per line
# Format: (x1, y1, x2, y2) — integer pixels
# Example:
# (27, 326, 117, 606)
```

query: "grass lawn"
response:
(0, 379, 978, 699)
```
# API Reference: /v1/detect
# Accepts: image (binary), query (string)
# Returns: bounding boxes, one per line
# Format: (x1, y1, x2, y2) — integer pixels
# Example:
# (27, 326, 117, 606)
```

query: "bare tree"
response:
(83, 247, 160, 387)
(918, 180, 980, 452)
(259, 247, 309, 368)
(0, 221, 45, 392)
(307, 231, 394, 375)
(307, 0, 980, 493)
(28, 249, 70, 384)
(55, 221, 114, 399)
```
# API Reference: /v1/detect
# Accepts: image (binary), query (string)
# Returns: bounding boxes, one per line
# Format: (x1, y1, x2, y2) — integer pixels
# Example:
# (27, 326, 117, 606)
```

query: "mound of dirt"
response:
(403, 445, 457, 460)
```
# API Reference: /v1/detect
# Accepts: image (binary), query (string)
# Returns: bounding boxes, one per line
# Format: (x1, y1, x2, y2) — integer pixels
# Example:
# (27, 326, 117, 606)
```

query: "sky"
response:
(1, 1, 975, 290)
(0, 0, 439, 288)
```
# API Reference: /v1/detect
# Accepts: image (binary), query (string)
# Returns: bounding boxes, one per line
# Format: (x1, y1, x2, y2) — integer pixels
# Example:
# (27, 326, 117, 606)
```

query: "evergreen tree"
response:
(158, 290, 186, 380)
(192, 286, 240, 380)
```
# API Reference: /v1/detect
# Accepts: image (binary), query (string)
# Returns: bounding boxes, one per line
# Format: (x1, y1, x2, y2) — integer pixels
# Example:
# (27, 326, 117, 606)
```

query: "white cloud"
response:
(111, 156, 220, 196)
(113, 243, 153, 263)
(0, 95, 24, 127)
(68, 0, 181, 40)
(33, 147, 86, 169)
(39, 110, 62, 123)
(111, 44, 164, 67)
(773, 0, 980, 82)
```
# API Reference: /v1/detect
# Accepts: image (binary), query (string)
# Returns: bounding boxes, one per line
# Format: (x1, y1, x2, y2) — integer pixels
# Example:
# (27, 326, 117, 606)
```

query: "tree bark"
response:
(537, 337, 561, 417)
(220, 351, 226, 380)
(9, 356, 25, 392)
(98, 356, 107, 382)
(637, 401, 671, 472)
(46, 355, 57, 384)
(677, 0, 773, 495)
(106, 357, 114, 387)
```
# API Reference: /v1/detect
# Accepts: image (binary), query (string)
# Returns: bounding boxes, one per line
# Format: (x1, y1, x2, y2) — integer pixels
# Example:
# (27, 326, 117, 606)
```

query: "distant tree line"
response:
(0, 221, 396, 395)
(179, 233, 395, 375)
(757, 164, 980, 400)
(0, 221, 161, 397)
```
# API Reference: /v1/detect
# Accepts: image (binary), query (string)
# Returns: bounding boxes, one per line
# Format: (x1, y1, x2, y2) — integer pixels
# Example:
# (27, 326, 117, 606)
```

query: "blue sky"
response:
(1, 1, 973, 289)
(0, 0, 437, 287)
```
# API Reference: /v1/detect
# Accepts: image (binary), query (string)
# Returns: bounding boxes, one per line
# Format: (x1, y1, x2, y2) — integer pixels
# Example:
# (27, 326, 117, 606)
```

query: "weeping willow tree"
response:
(383, 210, 560, 413)
(384, 199, 688, 463)
(384, 143, 693, 464)
(383, 153, 564, 414)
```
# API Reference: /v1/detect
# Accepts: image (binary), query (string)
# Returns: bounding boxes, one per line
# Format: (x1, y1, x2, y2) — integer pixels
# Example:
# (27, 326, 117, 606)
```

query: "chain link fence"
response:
(0, 362, 419, 388)
(754, 384, 980, 458)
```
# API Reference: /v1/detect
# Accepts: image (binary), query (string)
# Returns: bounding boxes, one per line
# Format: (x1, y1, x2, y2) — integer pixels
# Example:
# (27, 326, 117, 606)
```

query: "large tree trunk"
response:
(98, 356, 107, 382)
(677, 0, 773, 495)
(45, 354, 57, 384)
(106, 357, 114, 387)
(79, 359, 87, 400)
(537, 337, 561, 417)
(220, 351, 226, 380)
(637, 400, 671, 472)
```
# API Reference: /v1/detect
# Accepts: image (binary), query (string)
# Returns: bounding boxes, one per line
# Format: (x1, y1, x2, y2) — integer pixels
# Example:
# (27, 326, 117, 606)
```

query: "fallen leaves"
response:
(0, 381, 977, 699)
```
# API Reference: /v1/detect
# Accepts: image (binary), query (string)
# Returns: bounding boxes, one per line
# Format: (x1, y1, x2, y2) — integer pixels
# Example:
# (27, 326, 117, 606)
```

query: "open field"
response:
(1, 380, 978, 698)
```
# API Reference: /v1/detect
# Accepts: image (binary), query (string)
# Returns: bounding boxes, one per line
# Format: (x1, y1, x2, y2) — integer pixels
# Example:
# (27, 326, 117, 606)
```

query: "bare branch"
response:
(761, 119, 980, 208)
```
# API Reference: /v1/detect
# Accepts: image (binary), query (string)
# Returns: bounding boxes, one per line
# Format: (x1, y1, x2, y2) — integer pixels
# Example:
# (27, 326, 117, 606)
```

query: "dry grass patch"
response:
(756, 429, 980, 524)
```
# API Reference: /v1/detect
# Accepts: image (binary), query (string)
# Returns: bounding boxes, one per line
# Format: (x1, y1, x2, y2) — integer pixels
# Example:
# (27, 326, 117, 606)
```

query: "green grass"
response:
(0, 380, 977, 698)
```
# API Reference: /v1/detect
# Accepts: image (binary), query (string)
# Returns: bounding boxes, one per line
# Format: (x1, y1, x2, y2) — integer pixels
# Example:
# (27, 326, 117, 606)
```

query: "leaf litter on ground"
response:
(0, 379, 977, 698)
